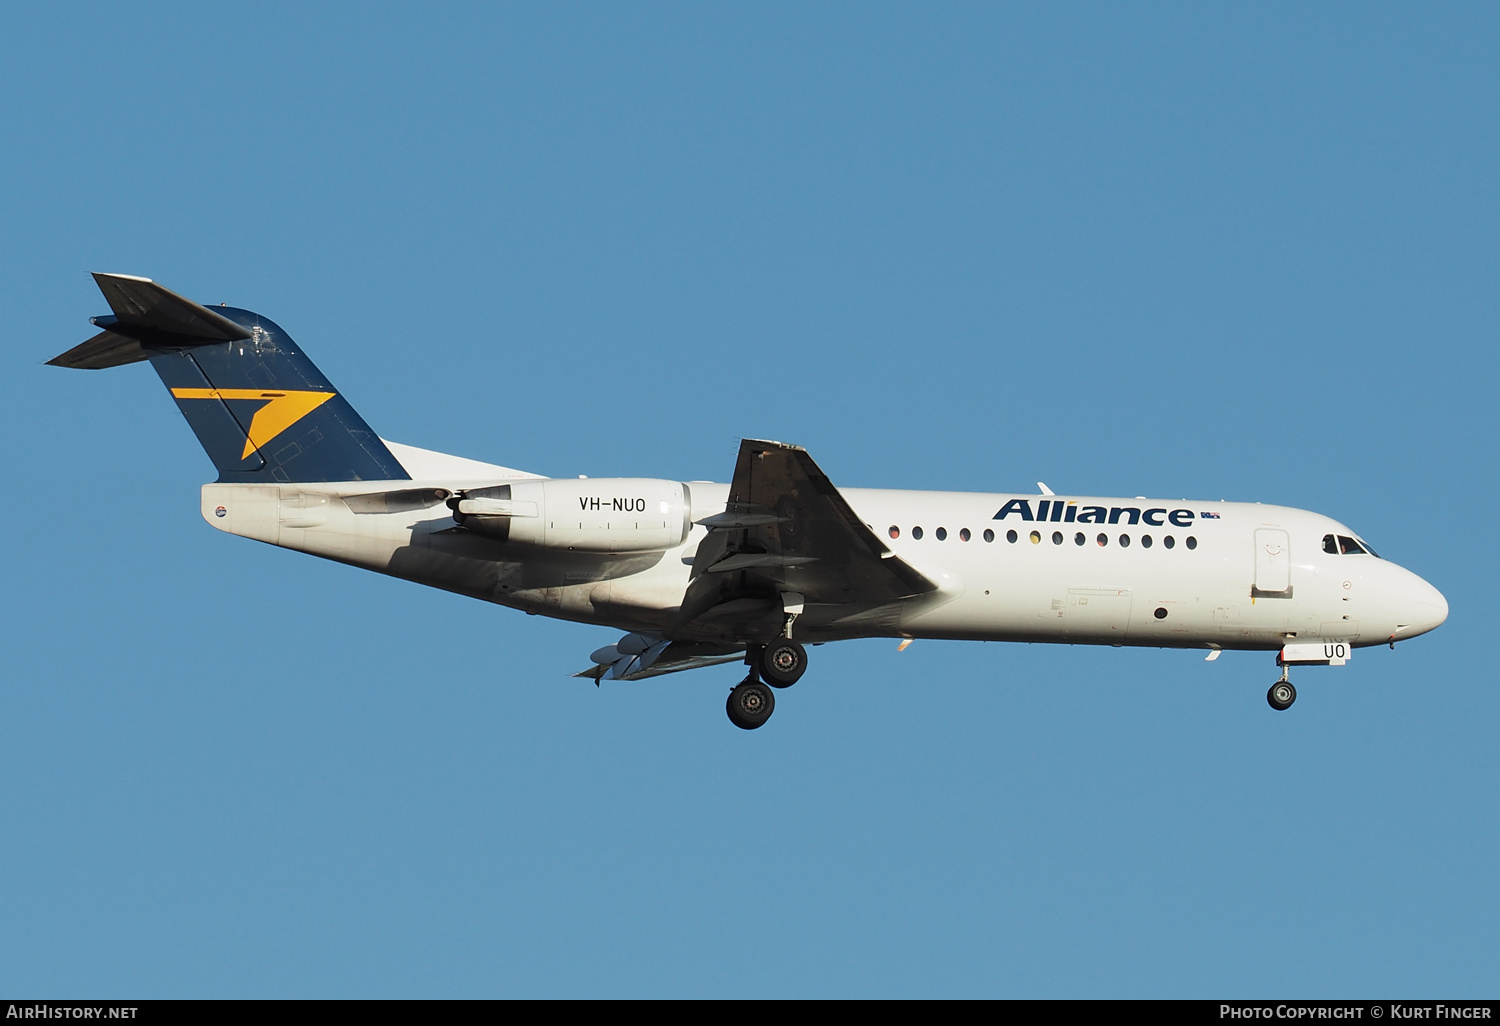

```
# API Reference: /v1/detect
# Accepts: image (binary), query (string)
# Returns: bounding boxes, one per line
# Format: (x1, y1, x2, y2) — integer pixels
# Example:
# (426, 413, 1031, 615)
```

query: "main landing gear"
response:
(726, 641, 809, 729)
(759, 640, 807, 688)
(727, 679, 775, 730)
(1267, 667, 1297, 711)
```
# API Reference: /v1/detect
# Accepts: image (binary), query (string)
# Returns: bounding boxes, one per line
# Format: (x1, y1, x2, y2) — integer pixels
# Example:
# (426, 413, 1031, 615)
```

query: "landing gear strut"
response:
(727, 678, 775, 730)
(1267, 667, 1297, 711)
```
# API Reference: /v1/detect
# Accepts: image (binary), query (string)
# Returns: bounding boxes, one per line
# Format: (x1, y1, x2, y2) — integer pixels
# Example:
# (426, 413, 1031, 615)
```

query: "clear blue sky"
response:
(2, 2, 1495, 997)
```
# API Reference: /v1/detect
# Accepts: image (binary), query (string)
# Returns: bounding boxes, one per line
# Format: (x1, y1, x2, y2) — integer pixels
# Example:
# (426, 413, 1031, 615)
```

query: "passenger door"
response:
(1253, 528, 1292, 597)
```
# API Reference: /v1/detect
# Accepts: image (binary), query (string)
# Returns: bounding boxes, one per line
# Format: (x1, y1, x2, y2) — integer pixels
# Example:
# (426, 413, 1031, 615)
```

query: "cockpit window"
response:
(1326, 532, 1380, 556)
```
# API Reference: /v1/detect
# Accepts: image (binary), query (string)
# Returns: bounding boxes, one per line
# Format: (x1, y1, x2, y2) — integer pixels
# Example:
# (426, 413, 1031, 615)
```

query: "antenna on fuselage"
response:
(1037, 482, 1055, 495)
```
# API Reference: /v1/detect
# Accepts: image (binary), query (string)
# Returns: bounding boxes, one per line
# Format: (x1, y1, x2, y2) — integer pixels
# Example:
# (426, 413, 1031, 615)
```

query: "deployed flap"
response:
(89, 273, 251, 343)
(674, 439, 937, 640)
(574, 634, 745, 682)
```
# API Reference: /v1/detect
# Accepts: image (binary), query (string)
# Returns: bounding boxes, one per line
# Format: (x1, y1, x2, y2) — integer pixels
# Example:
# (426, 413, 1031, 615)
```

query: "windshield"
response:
(1323, 533, 1380, 558)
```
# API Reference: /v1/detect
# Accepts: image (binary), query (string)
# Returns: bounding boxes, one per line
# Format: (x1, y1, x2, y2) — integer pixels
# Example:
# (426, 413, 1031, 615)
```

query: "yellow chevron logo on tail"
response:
(170, 388, 336, 460)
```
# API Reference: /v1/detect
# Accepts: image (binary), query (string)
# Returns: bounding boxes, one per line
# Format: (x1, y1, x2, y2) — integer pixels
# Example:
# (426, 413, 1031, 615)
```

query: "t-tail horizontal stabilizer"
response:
(49, 274, 411, 484)
(49, 273, 253, 370)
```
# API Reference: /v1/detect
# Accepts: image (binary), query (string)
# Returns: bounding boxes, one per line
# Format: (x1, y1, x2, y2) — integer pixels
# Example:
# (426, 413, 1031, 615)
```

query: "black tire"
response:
(1267, 681, 1297, 711)
(727, 681, 776, 730)
(759, 640, 807, 688)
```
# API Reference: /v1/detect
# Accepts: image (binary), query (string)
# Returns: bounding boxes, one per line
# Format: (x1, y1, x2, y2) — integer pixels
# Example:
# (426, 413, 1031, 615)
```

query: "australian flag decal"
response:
(1200, 511, 1221, 519)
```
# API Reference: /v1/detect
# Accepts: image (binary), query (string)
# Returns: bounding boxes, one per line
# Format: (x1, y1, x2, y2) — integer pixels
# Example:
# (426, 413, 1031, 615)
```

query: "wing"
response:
(672, 439, 938, 643)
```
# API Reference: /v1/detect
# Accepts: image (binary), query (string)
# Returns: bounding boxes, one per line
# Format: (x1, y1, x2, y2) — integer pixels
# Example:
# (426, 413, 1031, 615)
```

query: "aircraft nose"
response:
(1397, 572, 1448, 640)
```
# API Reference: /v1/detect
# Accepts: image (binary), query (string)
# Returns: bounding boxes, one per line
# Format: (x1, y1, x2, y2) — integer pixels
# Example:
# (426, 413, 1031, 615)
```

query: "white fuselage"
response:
(199, 469, 1448, 654)
(834, 487, 1445, 649)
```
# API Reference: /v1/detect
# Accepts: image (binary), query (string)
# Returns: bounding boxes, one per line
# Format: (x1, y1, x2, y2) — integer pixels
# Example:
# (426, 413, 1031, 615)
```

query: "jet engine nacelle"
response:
(451, 478, 692, 553)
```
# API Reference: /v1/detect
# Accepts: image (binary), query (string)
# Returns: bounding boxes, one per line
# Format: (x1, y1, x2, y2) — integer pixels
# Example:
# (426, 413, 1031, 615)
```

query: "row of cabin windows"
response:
(889, 525, 1197, 550)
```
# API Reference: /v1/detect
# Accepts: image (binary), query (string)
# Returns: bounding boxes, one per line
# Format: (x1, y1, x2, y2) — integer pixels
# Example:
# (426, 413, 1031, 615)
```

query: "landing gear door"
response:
(1254, 528, 1291, 596)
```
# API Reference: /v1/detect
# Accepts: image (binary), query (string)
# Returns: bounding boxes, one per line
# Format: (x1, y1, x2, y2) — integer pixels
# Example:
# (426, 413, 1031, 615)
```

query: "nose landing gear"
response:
(1267, 667, 1297, 711)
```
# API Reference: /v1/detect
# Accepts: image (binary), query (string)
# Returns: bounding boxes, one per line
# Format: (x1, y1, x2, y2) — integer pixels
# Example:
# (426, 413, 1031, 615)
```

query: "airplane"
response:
(49, 273, 1449, 729)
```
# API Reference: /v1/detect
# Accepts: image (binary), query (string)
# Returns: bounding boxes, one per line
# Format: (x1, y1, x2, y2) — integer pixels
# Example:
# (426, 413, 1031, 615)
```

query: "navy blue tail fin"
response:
(50, 274, 410, 484)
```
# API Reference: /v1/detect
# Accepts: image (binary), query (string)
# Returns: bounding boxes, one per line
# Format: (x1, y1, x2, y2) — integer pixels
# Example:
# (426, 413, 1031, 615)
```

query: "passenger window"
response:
(1029, 530, 1041, 544)
(912, 526, 924, 540)
(1052, 531, 1063, 545)
(1119, 534, 1131, 548)
(1339, 535, 1365, 555)
(1007, 529, 1018, 543)
(960, 528, 971, 542)
(935, 527, 947, 541)
(1186, 536, 1197, 550)
(983, 529, 994, 543)
(1097, 533, 1108, 547)
(889, 526, 900, 540)
(1164, 535, 1175, 549)
(1141, 535, 1153, 548)
(1074, 532, 1085, 546)
(1323, 534, 1338, 554)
